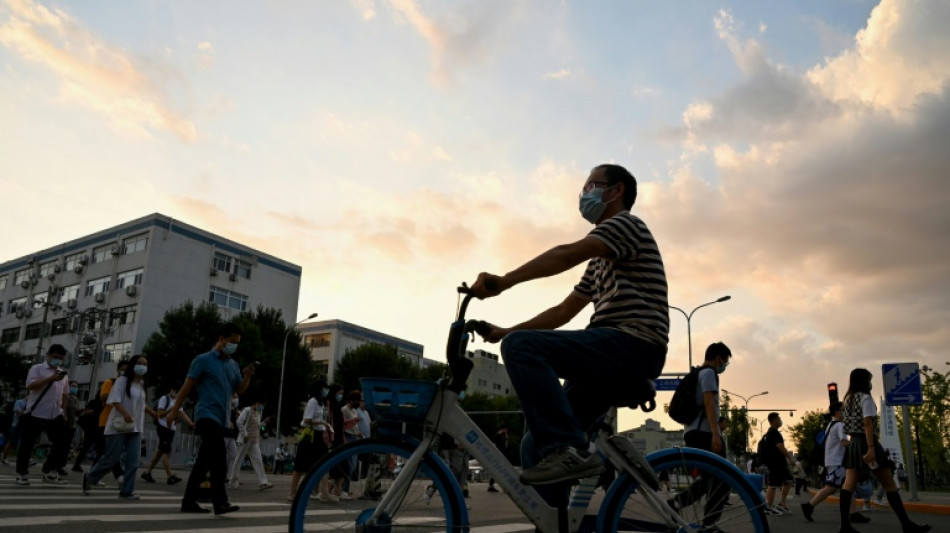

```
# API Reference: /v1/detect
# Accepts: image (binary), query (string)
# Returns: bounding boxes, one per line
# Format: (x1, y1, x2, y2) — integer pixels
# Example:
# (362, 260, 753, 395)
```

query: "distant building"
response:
(299, 319, 424, 384)
(0, 213, 301, 401)
(465, 349, 513, 398)
(618, 418, 685, 455)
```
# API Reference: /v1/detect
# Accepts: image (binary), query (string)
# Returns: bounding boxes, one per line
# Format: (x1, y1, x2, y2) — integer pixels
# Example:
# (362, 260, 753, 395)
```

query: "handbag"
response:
(298, 426, 315, 445)
(112, 413, 135, 433)
(855, 477, 874, 499)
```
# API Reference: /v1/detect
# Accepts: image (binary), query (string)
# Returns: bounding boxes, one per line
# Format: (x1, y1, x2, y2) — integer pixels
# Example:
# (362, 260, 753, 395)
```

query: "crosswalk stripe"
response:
(0, 511, 292, 528)
(0, 502, 287, 510)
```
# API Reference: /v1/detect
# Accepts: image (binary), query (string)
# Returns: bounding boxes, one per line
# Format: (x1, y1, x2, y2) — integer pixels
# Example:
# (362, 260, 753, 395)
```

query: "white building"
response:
(299, 319, 424, 384)
(618, 418, 685, 455)
(465, 349, 514, 398)
(0, 213, 301, 401)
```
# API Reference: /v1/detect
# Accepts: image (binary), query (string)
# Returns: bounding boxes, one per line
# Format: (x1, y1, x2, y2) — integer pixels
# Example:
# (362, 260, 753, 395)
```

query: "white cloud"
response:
(541, 68, 572, 80)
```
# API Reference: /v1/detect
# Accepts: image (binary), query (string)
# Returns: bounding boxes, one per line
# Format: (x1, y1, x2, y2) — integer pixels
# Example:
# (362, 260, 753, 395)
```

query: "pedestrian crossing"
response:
(0, 473, 536, 532)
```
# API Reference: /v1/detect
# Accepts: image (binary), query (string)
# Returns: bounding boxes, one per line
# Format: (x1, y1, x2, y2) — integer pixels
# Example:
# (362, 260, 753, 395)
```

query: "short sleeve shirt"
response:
(187, 349, 242, 427)
(302, 397, 325, 431)
(573, 211, 669, 346)
(685, 367, 719, 433)
(825, 420, 848, 467)
(24, 363, 67, 420)
(104, 376, 146, 435)
(764, 427, 785, 467)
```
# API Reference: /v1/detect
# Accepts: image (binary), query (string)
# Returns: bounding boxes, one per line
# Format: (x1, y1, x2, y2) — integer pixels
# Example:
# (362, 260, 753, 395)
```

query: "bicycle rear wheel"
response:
(289, 436, 468, 533)
(599, 447, 770, 533)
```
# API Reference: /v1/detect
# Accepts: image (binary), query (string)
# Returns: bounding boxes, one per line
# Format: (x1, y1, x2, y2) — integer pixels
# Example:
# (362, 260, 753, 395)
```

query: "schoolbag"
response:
(668, 366, 708, 425)
(753, 436, 769, 467)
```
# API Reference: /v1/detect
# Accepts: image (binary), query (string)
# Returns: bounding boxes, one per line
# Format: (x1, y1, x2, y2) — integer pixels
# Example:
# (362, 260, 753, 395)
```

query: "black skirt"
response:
(844, 434, 887, 471)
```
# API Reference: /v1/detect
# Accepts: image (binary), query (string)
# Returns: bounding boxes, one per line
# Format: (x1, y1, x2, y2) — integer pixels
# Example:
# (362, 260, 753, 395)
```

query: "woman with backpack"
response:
(838, 368, 930, 533)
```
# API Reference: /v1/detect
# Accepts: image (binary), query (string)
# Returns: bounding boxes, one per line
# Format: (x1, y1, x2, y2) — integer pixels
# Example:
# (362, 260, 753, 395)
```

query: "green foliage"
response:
(459, 391, 523, 464)
(334, 343, 423, 394)
(0, 344, 30, 398)
(788, 409, 827, 473)
(899, 363, 950, 485)
(140, 301, 222, 393)
(720, 394, 752, 458)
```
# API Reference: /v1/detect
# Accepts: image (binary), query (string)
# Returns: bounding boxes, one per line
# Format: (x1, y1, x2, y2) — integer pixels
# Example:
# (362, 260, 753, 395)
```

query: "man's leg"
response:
(15, 416, 41, 477)
(45, 417, 69, 474)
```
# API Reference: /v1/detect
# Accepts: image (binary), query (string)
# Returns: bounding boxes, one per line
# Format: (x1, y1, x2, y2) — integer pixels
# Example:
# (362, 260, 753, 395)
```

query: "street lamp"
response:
(722, 389, 769, 411)
(670, 295, 731, 368)
(275, 312, 318, 446)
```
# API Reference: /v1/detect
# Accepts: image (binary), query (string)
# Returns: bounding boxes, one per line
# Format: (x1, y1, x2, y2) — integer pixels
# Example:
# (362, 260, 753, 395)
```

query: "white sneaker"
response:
(339, 492, 352, 500)
(519, 447, 605, 485)
(15, 474, 30, 486)
(43, 473, 67, 485)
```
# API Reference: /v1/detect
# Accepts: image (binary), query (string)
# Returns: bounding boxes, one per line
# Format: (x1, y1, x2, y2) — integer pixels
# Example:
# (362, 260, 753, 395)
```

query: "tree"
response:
(459, 391, 523, 465)
(334, 343, 421, 394)
(788, 409, 827, 478)
(720, 394, 752, 462)
(141, 301, 223, 394)
(898, 363, 950, 486)
(0, 344, 30, 398)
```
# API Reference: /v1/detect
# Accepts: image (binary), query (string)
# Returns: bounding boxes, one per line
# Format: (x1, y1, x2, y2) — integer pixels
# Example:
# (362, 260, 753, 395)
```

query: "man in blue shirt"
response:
(167, 323, 254, 515)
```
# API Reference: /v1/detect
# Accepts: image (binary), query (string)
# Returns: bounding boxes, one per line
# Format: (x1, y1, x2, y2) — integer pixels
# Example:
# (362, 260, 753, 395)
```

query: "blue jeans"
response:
(501, 328, 666, 457)
(86, 432, 141, 495)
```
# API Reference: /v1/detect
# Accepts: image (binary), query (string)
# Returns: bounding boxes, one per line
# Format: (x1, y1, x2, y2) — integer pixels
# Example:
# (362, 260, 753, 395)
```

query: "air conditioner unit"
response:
(210, 268, 218, 276)
(126, 285, 137, 297)
(69, 316, 81, 332)
(67, 299, 78, 309)
(74, 265, 84, 274)
(27, 256, 35, 265)
(94, 292, 106, 304)
(78, 255, 89, 265)
(109, 246, 119, 256)
(20, 280, 30, 289)
(47, 273, 56, 281)
(29, 272, 37, 280)
(54, 264, 62, 273)
(229, 273, 237, 282)
(15, 309, 24, 319)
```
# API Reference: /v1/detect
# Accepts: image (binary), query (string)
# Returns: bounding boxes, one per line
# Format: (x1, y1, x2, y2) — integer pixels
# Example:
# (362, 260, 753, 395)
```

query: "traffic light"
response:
(827, 382, 839, 404)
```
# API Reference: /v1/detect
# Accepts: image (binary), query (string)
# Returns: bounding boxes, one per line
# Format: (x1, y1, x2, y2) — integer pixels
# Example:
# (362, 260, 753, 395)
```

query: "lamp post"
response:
(275, 312, 318, 446)
(670, 295, 731, 368)
(722, 389, 769, 411)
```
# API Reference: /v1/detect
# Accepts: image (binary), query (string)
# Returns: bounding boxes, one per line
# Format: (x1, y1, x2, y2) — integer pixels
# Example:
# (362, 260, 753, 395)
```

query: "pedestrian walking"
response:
(762, 412, 795, 515)
(59, 381, 81, 477)
(71, 394, 102, 472)
(288, 381, 332, 502)
(227, 393, 273, 490)
(487, 423, 509, 492)
(93, 359, 131, 484)
(141, 383, 192, 485)
(224, 392, 240, 484)
(15, 344, 71, 486)
(0, 395, 26, 465)
(166, 322, 255, 515)
(801, 401, 867, 524)
(838, 368, 930, 533)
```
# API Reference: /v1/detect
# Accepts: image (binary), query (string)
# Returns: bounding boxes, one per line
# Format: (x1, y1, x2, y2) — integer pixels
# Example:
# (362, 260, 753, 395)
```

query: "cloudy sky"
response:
(2, 0, 948, 436)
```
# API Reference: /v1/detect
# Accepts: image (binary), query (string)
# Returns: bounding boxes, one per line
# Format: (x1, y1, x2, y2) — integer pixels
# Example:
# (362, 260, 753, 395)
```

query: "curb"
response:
(806, 489, 950, 516)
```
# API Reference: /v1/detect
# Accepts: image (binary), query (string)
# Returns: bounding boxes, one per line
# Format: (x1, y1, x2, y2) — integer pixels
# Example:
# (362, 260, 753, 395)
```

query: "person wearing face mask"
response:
(82, 354, 157, 500)
(58, 381, 81, 477)
(141, 383, 193, 485)
(165, 322, 255, 515)
(228, 394, 273, 490)
(288, 381, 333, 501)
(469, 163, 668, 487)
(668, 343, 732, 527)
(15, 344, 72, 485)
(763, 412, 796, 515)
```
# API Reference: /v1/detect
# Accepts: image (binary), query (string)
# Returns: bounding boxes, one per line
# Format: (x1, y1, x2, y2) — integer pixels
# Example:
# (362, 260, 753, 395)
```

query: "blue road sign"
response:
(883, 363, 923, 406)
(654, 378, 682, 391)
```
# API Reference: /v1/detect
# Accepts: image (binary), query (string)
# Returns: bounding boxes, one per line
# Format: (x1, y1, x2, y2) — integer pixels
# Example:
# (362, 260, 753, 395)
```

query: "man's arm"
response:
(482, 293, 588, 342)
(236, 365, 253, 394)
(776, 442, 794, 463)
(166, 378, 196, 424)
(472, 236, 611, 298)
(703, 391, 723, 454)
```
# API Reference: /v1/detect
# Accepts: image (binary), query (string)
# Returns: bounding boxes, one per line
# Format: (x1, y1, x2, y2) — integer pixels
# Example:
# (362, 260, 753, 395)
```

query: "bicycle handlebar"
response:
(444, 284, 493, 393)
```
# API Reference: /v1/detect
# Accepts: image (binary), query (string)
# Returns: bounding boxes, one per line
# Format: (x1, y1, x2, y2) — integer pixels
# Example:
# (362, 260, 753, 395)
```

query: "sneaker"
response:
(519, 447, 605, 485)
(16, 474, 30, 486)
(259, 482, 274, 490)
(801, 502, 814, 522)
(43, 473, 67, 485)
(424, 485, 435, 505)
(71, 465, 83, 473)
(214, 503, 240, 515)
(316, 494, 339, 502)
(141, 472, 156, 483)
(339, 492, 352, 500)
(57, 469, 68, 477)
(487, 486, 499, 493)
(119, 493, 141, 500)
(167, 474, 182, 485)
(81, 474, 90, 495)
(180, 501, 211, 513)
(764, 506, 783, 516)
(117, 475, 125, 485)
(862, 502, 872, 511)
(850, 512, 871, 523)
(777, 503, 791, 514)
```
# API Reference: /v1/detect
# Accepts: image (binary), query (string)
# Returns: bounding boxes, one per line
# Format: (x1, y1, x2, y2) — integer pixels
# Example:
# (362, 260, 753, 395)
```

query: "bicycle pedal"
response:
(607, 435, 660, 491)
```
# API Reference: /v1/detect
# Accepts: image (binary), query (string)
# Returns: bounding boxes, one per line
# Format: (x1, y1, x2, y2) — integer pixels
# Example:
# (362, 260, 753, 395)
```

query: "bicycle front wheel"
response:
(289, 436, 468, 533)
(599, 447, 770, 533)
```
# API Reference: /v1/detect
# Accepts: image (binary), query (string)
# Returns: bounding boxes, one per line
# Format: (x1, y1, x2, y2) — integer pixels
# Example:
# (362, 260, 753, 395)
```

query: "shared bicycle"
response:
(289, 285, 770, 532)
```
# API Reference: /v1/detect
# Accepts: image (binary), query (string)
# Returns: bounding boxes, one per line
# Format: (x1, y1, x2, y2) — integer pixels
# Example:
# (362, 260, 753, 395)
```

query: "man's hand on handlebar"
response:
(470, 272, 505, 299)
(477, 323, 510, 343)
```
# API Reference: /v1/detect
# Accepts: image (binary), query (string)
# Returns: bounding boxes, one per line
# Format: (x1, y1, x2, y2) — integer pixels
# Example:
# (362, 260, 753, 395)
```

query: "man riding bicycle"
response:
(471, 163, 669, 486)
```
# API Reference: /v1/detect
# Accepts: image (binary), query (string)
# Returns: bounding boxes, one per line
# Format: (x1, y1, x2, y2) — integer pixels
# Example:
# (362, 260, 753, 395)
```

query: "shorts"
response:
(766, 462, 792, 487)
(156, 425, 175, 453)
(823, 465, 845, 488)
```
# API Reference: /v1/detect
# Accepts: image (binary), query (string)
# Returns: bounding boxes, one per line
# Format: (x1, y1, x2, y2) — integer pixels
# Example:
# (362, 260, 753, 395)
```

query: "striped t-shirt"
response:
(572, 211, 669, 347)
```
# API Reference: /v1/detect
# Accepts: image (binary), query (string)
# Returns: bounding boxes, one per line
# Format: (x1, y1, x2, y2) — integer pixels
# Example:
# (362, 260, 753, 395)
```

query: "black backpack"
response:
(753, 436, 770, 467)
(668, 366, 708, 425)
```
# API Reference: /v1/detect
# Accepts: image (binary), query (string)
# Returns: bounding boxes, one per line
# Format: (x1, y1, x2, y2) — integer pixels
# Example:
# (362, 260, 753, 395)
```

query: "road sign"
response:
(654, 378, 682, 391)
(883, 363, 923, 406)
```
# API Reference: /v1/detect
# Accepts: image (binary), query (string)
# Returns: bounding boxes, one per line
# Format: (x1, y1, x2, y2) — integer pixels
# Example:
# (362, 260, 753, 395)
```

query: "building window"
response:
(50, 317, 69, 336)
(58, 284, 80, 303)
(14, 269, 30, 285)
(234, 259, 252, 279)
(85, 276, 111, 296)
(102, 342, 132, 363)
(32, 293, 48, 308)
(122, 233, 148, 255)
(38, 261, 58, 278)
(24, 323, 44, 340)
(209, 285, 248, 312)
(8, 297, 27, 313)
(115, 268, 143, 289)
(0, 274, 7, 290)
(212, 252, 232, 273)
(111, 305, 137, 325)
(305, 333, 332, 348)
(92, 243, 116, 263)
(64, 252, 85, 271)
(1, 327, 20, 344)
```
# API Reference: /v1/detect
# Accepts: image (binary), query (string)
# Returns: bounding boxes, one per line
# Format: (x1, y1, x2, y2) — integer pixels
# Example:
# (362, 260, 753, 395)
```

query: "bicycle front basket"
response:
(360, 378, 439, 423)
